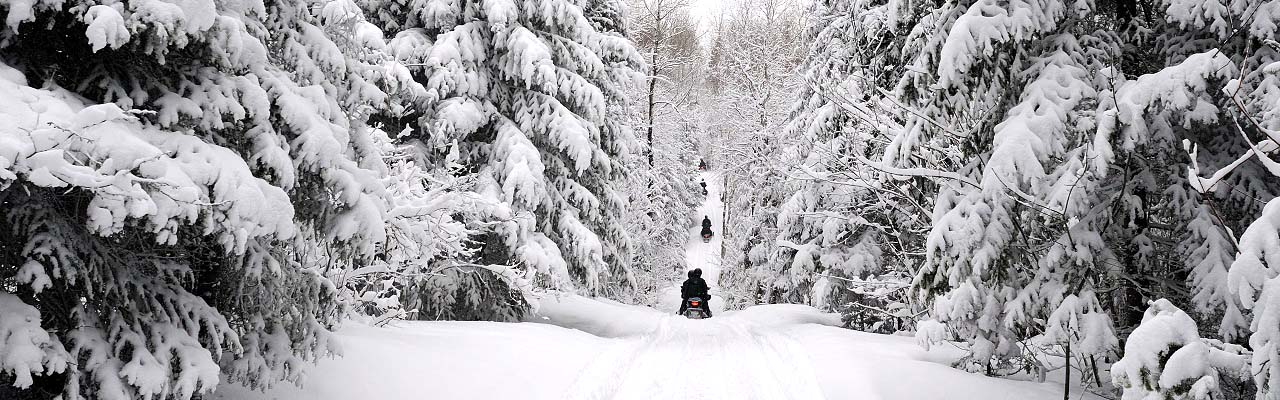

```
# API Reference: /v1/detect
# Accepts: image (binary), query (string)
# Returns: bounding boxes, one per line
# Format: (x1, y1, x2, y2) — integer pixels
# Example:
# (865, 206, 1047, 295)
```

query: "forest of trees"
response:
(3, 0, 1280, 398)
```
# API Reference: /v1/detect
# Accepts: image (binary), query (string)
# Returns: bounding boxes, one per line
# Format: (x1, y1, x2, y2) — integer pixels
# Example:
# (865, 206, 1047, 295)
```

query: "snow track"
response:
(564, 315, 830, 400)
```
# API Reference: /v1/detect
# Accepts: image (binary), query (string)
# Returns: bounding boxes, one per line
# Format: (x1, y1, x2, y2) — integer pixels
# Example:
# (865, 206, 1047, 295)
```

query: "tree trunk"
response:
(646, 46, 658, 167)
(1063, 341, 1071, 400)
(1089, 355, 1102, 388)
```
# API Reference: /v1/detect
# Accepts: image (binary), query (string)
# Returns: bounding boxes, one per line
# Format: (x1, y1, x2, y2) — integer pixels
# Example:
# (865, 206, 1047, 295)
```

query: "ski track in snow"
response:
(563, 170, 849, 400)
(563, 315, 833, 400)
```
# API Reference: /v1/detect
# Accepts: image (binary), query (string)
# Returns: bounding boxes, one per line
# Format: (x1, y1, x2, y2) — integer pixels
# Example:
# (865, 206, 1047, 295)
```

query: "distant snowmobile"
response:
(681, 297, 710, 319)
(700, 180, 707, 195)
(700, 216, 713, 243)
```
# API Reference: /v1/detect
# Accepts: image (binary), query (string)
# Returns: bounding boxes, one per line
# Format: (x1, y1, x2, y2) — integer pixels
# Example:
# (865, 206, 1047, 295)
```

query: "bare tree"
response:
(629, 0, 702, 166)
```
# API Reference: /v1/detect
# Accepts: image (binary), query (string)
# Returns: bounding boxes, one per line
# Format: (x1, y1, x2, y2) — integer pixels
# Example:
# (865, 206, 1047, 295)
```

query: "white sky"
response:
(689, 0, 725, 24)
(685, 0, 809, 35)
(687, 0, 725, 40)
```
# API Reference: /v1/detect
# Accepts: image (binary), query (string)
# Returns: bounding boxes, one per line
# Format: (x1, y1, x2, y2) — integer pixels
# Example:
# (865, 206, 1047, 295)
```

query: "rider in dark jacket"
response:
(700, 216, 712, 237)
(679, 268, 711, 317)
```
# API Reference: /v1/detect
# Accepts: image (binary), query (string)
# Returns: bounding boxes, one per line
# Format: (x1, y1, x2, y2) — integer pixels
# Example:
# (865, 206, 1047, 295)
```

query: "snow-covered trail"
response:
(562, 312, 835, 400)
(658, 170, 726, 314)
(559, 169, 845, 400)
(687, 170, 724, 286)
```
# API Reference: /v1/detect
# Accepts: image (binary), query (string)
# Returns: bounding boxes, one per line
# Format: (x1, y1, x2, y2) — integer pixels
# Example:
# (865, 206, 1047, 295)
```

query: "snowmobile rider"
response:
(679, 268, 711, 317)
(701, 216, 713, 237)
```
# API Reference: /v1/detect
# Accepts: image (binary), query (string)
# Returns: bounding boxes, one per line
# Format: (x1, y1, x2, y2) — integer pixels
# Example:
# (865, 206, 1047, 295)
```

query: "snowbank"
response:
(528, 293, 841, 338)
(528, 292, 670, 338)
(723, 303, 843, 328)
(792, 324, 1108, 400)
(212, 321, 605, 400)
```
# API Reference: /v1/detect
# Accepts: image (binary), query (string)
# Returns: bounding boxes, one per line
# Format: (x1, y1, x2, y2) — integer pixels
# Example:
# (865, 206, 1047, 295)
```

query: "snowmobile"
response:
(701, 231, 712, 243)
(681, 297, 710, 319)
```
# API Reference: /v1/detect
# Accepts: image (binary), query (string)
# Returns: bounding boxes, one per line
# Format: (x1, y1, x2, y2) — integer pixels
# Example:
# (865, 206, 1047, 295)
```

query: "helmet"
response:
(692, 268, 702, 278)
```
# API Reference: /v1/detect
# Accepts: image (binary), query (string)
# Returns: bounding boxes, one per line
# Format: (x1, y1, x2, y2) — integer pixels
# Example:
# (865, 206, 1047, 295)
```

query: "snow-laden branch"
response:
(854, 152, 979, 188)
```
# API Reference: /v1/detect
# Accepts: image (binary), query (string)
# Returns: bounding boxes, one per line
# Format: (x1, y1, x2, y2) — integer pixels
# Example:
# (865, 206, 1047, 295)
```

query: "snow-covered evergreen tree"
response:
(1224, 195, 1280, 398)
(1216, 97, 1280, 399)
(898, 0, 1123, 373)
(337, 129, 531, 323)
(368, 0, 645, 297)
(761, 0, 1280, 384)
(0, 0, 422, 395)
(1112, 299, 1249, 400)
(767, 0, 927, 331)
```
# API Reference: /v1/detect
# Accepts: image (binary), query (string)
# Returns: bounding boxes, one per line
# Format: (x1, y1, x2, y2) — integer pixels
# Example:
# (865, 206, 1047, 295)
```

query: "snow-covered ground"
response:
(212, 297, 1099, 400)
(212, 169, 1100, 400)
(212, 320, 603, 400)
